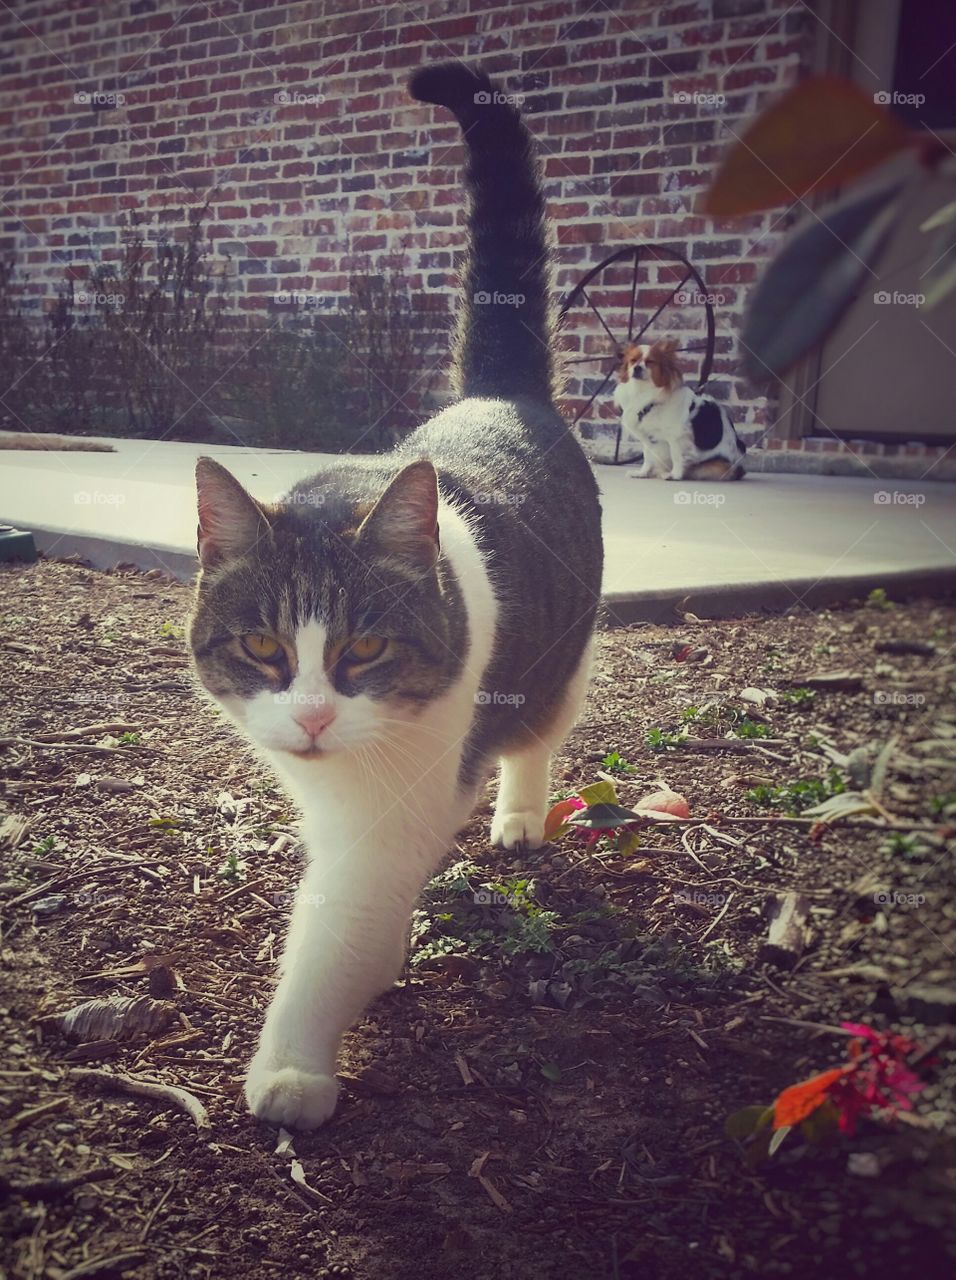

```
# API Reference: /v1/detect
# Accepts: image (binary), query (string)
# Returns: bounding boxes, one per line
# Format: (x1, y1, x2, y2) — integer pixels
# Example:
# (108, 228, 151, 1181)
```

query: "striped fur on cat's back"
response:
(187, 62, 603, 1129)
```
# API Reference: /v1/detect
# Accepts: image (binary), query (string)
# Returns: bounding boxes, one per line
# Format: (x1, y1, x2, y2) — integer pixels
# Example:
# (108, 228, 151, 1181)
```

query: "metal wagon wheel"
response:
(558, 243, 717, 464)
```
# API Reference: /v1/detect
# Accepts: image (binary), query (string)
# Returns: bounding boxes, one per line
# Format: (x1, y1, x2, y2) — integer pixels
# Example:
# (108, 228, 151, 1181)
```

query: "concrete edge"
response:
(15, 524, 956, 628)
(602, 566, 956, 626)
(29, 527, 198, 583)
(747, 450, 956, 483)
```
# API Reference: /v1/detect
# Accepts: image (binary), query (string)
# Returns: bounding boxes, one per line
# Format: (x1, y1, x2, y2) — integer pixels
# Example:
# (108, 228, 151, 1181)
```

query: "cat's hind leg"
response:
(491, 744, 552, 850)
(491, 640, 593, 850)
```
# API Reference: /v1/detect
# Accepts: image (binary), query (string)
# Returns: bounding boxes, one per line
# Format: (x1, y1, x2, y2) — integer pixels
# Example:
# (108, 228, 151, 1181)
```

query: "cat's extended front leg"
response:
(245, 852, 417, 1129)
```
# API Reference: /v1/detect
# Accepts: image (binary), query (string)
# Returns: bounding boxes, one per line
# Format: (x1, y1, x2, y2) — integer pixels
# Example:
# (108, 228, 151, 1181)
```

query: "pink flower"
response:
(822, 1023, 927, 1134)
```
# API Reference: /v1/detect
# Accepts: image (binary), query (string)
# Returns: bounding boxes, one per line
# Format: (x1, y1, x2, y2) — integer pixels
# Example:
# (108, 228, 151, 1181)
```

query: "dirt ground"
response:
(1, 558, 954, 1280)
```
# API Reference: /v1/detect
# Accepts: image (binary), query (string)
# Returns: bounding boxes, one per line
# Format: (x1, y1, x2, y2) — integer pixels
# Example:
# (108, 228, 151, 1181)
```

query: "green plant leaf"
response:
(801, 791, 877, 821)
(921, 216, 956, 310)
(725, 1105, 775, 1140)
(540, 1062, 562, 1083)
(768, 1125, 792, 1156)
(741, 177, 905, 380)
(567, 802, 643, 831)
(921, 200, 956, 232)
(743, 1126, 774, 1168)
(800, 1099, 840, 1145)
(578, 780, 619, 807)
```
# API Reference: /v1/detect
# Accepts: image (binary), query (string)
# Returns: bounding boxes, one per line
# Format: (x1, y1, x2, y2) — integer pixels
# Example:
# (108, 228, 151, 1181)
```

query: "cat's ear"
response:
(195, 458, 270, 569)
(357, 460, 440, 572)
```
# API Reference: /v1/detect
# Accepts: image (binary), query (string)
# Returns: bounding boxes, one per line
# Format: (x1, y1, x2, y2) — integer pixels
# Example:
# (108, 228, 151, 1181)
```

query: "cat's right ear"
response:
(195, 458, 270, 570)
(356, 459, 440, 574)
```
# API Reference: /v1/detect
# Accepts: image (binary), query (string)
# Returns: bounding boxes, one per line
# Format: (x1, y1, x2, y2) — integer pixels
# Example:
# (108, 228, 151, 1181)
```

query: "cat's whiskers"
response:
(362, 735, 438, 831)
(351, 742, 381, 804)
(373, 715, 452, 743)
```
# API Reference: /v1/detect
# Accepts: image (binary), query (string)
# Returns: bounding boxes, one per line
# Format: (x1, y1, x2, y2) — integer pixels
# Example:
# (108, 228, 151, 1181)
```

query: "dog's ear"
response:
(647, 339, 682, 391)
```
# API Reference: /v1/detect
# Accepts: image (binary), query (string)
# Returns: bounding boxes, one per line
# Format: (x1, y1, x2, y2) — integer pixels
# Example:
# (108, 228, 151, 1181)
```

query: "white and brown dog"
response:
(613, 339, 746, 481)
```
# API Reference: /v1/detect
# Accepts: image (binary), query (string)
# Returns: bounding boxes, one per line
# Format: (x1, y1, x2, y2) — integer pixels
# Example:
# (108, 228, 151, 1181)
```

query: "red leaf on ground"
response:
(773, 1067, 850, 1129)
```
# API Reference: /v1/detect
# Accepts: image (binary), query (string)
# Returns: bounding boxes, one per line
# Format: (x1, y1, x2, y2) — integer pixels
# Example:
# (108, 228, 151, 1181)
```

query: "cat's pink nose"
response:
(293, 706, 336, 739)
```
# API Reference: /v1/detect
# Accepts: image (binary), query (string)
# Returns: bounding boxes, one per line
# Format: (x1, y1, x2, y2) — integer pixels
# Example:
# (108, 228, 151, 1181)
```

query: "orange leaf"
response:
(702, 76, 913, 216)
(544, 798, 580, 841)
(773, 1067, 849, 1129)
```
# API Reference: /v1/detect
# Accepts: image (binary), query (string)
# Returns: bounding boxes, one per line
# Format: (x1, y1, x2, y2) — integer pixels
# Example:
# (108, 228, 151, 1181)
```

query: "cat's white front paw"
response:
(491, 810, 545, 850)
(245, 1059, 340, 1130)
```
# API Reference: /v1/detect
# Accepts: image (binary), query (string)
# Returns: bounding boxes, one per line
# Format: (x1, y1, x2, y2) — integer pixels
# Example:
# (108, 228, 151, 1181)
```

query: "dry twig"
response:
(71, 1067, 211, 1131)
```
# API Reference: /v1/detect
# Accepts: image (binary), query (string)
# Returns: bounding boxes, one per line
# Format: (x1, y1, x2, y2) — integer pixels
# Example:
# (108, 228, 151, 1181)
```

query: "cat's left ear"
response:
(195, 457, 271, 569)
(357, 460, 440, 572)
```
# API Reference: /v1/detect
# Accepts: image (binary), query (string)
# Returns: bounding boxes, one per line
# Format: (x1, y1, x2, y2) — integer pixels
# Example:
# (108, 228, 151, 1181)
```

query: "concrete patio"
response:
(1, 436, 954, 623)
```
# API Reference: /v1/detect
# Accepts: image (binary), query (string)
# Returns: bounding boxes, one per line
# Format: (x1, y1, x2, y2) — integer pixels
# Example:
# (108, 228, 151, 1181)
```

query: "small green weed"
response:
(217, 850, 247, 882)
(600, 750, 637, 775)
(866, 587, 895, 611)
(780, 687, 816, 707)
(745, 770, 847, 815)
(733, 718, 771, 739)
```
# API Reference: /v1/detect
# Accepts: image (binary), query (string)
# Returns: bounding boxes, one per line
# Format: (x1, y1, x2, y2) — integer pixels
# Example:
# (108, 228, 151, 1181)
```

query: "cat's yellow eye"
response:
(345, 635, 387, 664)
(241, 633, 283, 662)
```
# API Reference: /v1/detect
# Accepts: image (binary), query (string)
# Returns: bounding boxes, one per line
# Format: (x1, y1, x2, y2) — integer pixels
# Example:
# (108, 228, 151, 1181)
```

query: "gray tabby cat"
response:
(188, 61, 603, 1129)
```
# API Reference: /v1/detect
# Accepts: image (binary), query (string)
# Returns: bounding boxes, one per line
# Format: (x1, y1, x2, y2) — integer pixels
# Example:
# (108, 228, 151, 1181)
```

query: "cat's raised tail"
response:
(409, 62, 557, 404)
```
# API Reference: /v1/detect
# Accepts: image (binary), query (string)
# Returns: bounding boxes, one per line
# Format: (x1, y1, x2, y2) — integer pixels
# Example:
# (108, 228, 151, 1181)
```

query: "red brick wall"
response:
(0, 0, 813, 440)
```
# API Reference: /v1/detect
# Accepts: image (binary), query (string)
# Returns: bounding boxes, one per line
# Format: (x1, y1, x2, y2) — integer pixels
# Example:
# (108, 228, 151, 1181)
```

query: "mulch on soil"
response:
(1, 558, 954, 1280)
